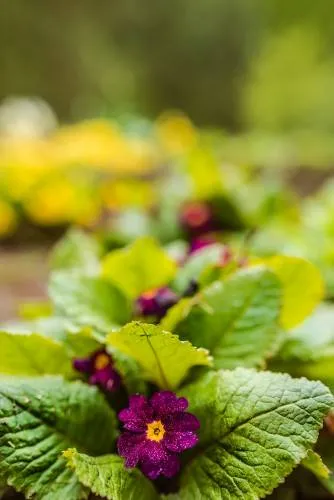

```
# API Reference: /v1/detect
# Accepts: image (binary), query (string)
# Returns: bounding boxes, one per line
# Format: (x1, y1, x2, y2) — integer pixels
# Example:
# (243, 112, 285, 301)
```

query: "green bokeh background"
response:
(1, 0, 334, 130)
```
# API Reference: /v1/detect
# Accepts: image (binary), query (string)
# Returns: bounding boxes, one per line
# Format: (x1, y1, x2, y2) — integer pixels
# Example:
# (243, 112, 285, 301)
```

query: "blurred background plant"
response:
(2, 0, 334, 317)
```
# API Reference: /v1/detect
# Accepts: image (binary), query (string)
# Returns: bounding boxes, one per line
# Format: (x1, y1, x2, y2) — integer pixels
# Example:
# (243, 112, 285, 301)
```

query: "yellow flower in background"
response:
(0, 136, 55, 170)
(24, 178, 78, 226)
(156, 111, 197, 155)
(0, 198, 17, 237)
(52, 119, 158, 174)
(101, 179, 156, 210)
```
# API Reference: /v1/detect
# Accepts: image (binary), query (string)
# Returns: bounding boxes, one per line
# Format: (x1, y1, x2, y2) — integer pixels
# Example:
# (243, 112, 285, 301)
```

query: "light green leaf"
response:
(251, 256, 324, 329)
(272, 304, 334, 379)
(102, 237, 177, 298)
(177, 368, 334, 499)
(0, 331, 73, 377)
(0, 376, 117, 499)
(64, 449, 158, 500)
(301, 450, 330, 480)
(50, 228, 102, 274)
(174, 268, 282, 369)
(172, 244, 224, 294)
(19, 302, 53, 321)
(106, 322, 212, 390)
(49, 272, 131, 332)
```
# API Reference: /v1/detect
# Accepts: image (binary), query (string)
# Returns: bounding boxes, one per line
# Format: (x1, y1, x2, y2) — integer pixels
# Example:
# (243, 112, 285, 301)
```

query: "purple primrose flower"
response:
(136, 287, 179, 319)
(73, 348, 121, 392)
(117, 391, 200, 480)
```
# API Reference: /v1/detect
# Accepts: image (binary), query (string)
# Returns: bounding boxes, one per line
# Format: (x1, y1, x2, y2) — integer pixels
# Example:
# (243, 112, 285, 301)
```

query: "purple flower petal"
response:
(150, 391, 188, 415)
(119, 394, 154, 431)
(164, 431, 199, 452)
(141, 453, 180, 480)
(73, 357, 91, 374)
(164, 412, 200, 432)
(118, 432, 146, 468)
(89, 366, 121, 392)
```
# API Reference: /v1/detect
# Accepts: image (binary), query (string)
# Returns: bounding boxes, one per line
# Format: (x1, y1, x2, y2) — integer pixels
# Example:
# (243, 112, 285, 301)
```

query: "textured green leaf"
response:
(301, 450, 329, 480)
(64, 449, 158, 500)
(107, 322, 211, 390)
(49, 272, 131, 332)
(50, 228, 102, 273)
(172, 244, 224, 294)
(102, 237, 177, 299)
(177, 368, 334, 499)
(0, 376, 117, 499)
(0, 331, 73, 377)
(174, 268, 282, 369)
(251, 256, 324, 329)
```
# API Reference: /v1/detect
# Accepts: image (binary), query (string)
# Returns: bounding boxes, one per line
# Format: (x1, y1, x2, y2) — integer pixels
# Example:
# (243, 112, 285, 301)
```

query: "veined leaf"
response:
(102, 237, 177, 299)
(252, 256, 324, 329)
(0, 331, 73, 377)
(177, 368, 334, 499)
(49, 272, 131, 332)
(0, 376, 117, 499)
(106, 322, 211, 390)
(64, 449, 158, 500)
(174, 268, 282, 369)
(50, 228, 102, 274)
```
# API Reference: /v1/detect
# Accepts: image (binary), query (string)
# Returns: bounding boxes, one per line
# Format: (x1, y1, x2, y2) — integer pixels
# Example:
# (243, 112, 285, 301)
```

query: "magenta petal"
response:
(118, 408, 148, 433)
(73, 357, 91, 373)
(117, 432, 146, 468)
(150, 391, 188, 415)
(140, 440, 167, 465)
(164, 412, 200, 432)
(141, 453, 180, 479)
(129, 395, 154, 419)
(164, 431, 199, 452)
(89, 366, 121, 392)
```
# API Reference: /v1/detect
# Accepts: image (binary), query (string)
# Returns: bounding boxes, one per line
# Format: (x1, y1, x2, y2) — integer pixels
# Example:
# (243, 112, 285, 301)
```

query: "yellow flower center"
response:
(94, 353, 110, 371)
(146, 420, 165, 442)
(141, 289, 158, 300)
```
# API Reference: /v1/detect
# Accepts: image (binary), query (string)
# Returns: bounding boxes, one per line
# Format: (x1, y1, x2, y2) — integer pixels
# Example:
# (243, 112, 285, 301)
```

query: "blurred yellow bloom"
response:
(156, 111, 197, 155)
(0, 198, 17, 237)
(101, 179, 156, 210)
(24, 179, 77, 226)
(52, 119, 158, 174)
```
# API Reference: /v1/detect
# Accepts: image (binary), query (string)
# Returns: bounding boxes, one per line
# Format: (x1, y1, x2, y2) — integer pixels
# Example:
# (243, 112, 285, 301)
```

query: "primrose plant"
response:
(0, 231, 333, 499)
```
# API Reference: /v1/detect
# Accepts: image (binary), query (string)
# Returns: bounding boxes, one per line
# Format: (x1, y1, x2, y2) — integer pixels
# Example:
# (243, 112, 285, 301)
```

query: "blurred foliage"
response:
(1, 0, 334, 129)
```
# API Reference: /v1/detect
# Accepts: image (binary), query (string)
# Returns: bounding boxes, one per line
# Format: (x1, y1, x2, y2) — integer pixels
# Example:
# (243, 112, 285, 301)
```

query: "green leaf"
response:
(102, 237, 177, 299)
(252, 256, 324, 329)
(177, 368, 334, 499)
(0, 331, 73, 377)
(50, 228, 102, 273)
(316, 434, 334, 494)
(19, 302, 53, 321)
(64, 449, 158, 500)
(172, 244, 224, 294)
(272, 304, 334, 379)
(0, 376, 117, 499)
(106, 322, 212, 390)
(301, 450, 330, 480)
(174, 268, 282, 369)
(49, 272, 131, 332)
